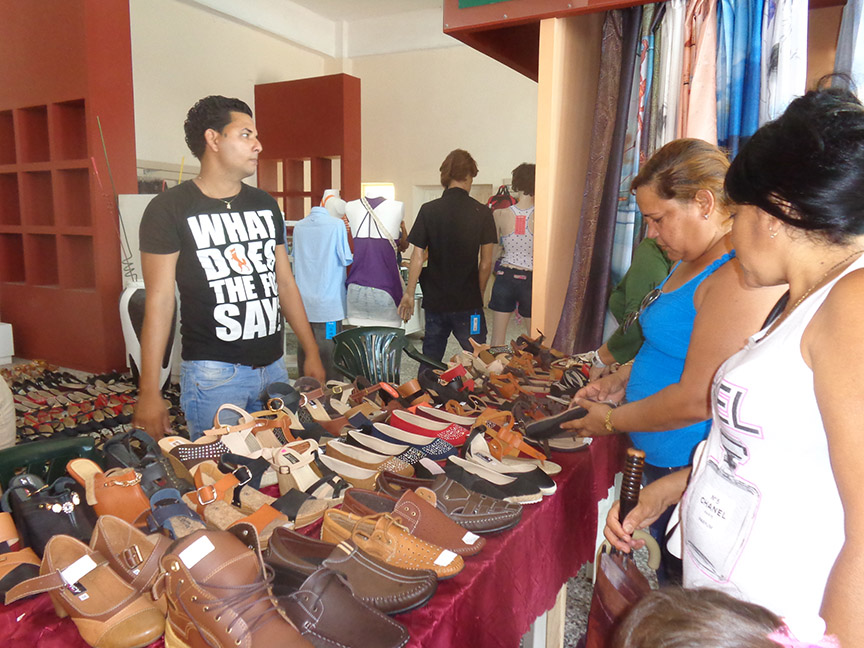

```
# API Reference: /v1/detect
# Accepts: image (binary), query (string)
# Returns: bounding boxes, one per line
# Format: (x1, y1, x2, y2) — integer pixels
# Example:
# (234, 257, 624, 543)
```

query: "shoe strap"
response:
(269, 489, 313, 522)
(236, 503, 282, 534)
(191, 467, 251, 510)
(274, 443, 317, 474)
(125, 535, 171, 592)
(6, 571, 67, 602)
(0, 547, 40, 570)
(0, 512, 19, 547)
(5, 552, 109, 603)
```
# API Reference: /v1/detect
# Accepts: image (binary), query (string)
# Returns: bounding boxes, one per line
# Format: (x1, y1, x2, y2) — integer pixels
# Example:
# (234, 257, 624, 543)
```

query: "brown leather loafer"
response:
(156, 524, 311, 648)
(342, 487, 486, 556)
(265, 527, 437, 615)
(280, 568, 409, 648)
(376, 471, 523, 533)
(321, 509, 464, 579)
(6, 534, 165, 648)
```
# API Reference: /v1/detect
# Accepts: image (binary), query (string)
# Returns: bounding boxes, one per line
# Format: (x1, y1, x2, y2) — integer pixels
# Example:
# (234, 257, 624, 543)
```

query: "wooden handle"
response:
(619, 447, 646, 524)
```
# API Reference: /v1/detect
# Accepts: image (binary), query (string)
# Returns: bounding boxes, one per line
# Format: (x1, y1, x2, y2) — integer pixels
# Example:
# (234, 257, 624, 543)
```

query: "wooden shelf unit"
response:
(0, 102, 91, 288)
(0, 0, 138, 372)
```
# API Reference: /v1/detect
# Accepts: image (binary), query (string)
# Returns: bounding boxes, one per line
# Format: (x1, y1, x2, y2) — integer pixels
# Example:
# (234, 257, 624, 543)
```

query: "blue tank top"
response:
(627, 250, 735, 467)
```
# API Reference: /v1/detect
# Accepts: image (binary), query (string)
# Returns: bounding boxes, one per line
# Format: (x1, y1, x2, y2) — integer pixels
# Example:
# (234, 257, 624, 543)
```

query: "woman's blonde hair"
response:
(632, 139, 731, 216)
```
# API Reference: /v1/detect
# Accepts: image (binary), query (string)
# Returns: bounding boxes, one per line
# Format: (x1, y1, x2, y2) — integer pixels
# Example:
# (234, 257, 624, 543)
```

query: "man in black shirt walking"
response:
(398, 149, 497, 366)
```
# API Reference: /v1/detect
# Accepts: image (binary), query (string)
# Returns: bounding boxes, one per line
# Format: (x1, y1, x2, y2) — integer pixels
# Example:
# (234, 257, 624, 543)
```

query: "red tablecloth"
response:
(0, 437, 624, 648)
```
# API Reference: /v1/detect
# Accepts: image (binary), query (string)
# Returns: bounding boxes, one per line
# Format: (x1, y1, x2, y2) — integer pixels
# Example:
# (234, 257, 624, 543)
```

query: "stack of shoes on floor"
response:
(0, 333, 594, 647)
(4, 360, 188, 445)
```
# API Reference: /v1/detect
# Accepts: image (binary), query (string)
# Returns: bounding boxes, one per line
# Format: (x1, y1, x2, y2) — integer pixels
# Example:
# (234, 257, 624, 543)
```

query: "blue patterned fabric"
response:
(718, 0, 764, 157)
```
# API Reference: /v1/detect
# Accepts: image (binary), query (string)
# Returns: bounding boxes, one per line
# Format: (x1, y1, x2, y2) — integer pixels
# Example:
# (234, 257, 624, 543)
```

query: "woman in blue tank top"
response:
(563, 139, 785, 577)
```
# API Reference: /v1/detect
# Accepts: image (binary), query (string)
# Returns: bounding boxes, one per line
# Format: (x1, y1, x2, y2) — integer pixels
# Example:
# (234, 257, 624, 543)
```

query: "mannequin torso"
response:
(345, 198, 404, 240)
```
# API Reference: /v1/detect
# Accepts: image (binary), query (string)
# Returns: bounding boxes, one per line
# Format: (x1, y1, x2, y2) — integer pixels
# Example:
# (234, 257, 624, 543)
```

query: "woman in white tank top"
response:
(601, 85, 864, 647)
(488, 163, 535, 346)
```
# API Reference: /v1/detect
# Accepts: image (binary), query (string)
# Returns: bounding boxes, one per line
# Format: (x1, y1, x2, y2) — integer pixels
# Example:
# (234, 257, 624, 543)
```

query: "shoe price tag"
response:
(325, 321, 338, 340)
(461, 531, 480, 546)
(178, 535, 215, 570)
(434, 549, 458, 567)
(469, 314, 481, 335)
(60, 554, 97, 597)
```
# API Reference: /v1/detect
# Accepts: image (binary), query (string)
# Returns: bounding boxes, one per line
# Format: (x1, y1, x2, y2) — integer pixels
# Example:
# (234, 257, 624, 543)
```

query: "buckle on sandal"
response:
(267, 397, 285, 411)
(194, 485, 217, 506)
(232, 466, 252, 486)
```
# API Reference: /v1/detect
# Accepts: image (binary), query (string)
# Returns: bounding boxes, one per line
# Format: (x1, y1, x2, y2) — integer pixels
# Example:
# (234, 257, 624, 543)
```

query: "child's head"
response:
(614, 587, 783, 648)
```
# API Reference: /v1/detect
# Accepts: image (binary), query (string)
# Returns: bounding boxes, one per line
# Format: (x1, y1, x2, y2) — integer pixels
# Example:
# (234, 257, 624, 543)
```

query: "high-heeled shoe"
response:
(270, 439, 349, 502)
(5, 534, 166, 648)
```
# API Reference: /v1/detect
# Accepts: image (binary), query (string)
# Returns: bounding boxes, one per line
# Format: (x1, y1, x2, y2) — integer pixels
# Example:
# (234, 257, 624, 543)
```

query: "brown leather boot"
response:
(156, 523, 311, 648)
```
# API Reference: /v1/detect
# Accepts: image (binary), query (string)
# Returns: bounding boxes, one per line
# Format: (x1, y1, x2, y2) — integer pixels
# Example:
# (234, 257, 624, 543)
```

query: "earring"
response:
(703, 213, 709, 220)
(769, 228, 777, 239)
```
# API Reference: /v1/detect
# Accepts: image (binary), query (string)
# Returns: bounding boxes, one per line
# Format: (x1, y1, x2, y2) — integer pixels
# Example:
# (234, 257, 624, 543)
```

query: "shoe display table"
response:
(398, 435, 625, 647)
(0, 436, 624, 647)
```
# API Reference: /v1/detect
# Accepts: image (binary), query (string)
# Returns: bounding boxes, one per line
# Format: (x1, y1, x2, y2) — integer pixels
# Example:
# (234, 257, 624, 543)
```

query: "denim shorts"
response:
(180, 357, 288, 440)
(488, 267, 533, 317)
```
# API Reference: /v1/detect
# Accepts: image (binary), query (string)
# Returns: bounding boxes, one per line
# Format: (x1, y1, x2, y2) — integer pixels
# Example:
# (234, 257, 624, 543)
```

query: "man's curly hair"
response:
(184, 95, 253, 159)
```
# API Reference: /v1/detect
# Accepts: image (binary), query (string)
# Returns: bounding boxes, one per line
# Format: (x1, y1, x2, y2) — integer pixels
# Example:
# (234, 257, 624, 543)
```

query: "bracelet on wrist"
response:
(604, 407, 617, 434)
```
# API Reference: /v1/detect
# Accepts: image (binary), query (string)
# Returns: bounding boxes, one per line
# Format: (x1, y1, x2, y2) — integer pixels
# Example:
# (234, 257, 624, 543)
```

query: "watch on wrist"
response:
(591, 350, 607, 368)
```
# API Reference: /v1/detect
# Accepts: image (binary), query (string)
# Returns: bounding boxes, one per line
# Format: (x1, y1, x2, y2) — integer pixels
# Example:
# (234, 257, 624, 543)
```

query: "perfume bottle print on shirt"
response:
(686, 431, 760, 582)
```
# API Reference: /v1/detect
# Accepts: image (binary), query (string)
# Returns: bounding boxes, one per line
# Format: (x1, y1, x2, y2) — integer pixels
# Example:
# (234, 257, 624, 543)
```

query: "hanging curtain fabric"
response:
(834, 0, 864, 90)
(553, 8, 642, 354)
(718, 0, 765, 157)
(642, 5, 666, 161)
(611, 4, 656, 291)
(760, 0, 808, 124)
(653, 0, 687, 149)
(679, 0, 718, 142)
(716, 0, 734, 148)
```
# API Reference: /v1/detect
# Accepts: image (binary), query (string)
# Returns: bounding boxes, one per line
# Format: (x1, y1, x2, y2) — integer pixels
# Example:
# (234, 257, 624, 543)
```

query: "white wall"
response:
(128, 0, 538, 222)
(129, 0, 336, 176)
(350, 46, 538, 221)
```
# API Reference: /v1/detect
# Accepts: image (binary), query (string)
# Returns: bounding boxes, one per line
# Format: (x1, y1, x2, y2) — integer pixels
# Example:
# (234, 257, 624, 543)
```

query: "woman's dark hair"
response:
(632, 138, 731, 216)
(726, 82, 864, 243)
(184, 95, 253, 160)
(440, 149, 479, 188)
(614, 587, 783, 648)
(511, 163, 535, 196)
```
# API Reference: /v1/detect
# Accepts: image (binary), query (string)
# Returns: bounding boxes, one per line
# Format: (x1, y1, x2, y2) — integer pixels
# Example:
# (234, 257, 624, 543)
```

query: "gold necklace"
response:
(217, 192, 240, 210)
(196, 176, 240, 209)
(766, 248, 864, 334)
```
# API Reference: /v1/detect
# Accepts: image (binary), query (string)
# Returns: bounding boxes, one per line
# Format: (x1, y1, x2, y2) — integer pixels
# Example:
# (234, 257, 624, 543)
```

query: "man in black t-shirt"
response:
(134, 95, 324, 441)
(398, 149, 497, 366)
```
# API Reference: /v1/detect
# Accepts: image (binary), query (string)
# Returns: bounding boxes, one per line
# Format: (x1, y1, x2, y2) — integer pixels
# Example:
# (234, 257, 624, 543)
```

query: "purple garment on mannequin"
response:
(346, 198, 403, 306)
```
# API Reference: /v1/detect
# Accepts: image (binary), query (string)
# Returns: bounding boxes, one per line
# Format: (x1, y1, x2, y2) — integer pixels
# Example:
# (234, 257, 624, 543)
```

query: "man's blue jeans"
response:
(180, 358, 288, 440)
(422, 309, 487, 368)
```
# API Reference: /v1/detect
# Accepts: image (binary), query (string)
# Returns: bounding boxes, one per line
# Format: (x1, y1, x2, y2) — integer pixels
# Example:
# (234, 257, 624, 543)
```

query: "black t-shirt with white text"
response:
(139, 181, 285, 365)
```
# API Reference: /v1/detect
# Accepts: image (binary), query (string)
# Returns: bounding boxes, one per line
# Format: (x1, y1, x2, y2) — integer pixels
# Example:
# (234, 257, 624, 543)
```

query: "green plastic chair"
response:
(0, 437, 102, 493)
(332, 326, 446, 384)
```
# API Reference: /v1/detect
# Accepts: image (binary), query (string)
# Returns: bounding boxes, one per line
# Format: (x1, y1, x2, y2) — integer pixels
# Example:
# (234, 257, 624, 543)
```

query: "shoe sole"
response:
(164, 621, 194, 648)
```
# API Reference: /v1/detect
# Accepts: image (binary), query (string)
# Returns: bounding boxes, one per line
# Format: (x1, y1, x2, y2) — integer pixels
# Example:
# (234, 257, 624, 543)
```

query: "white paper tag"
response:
(434, 549, 458, 566)
(178, 535, 216, 570)
(60, 555, 97, 586)
(461, 531, 480, 545)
